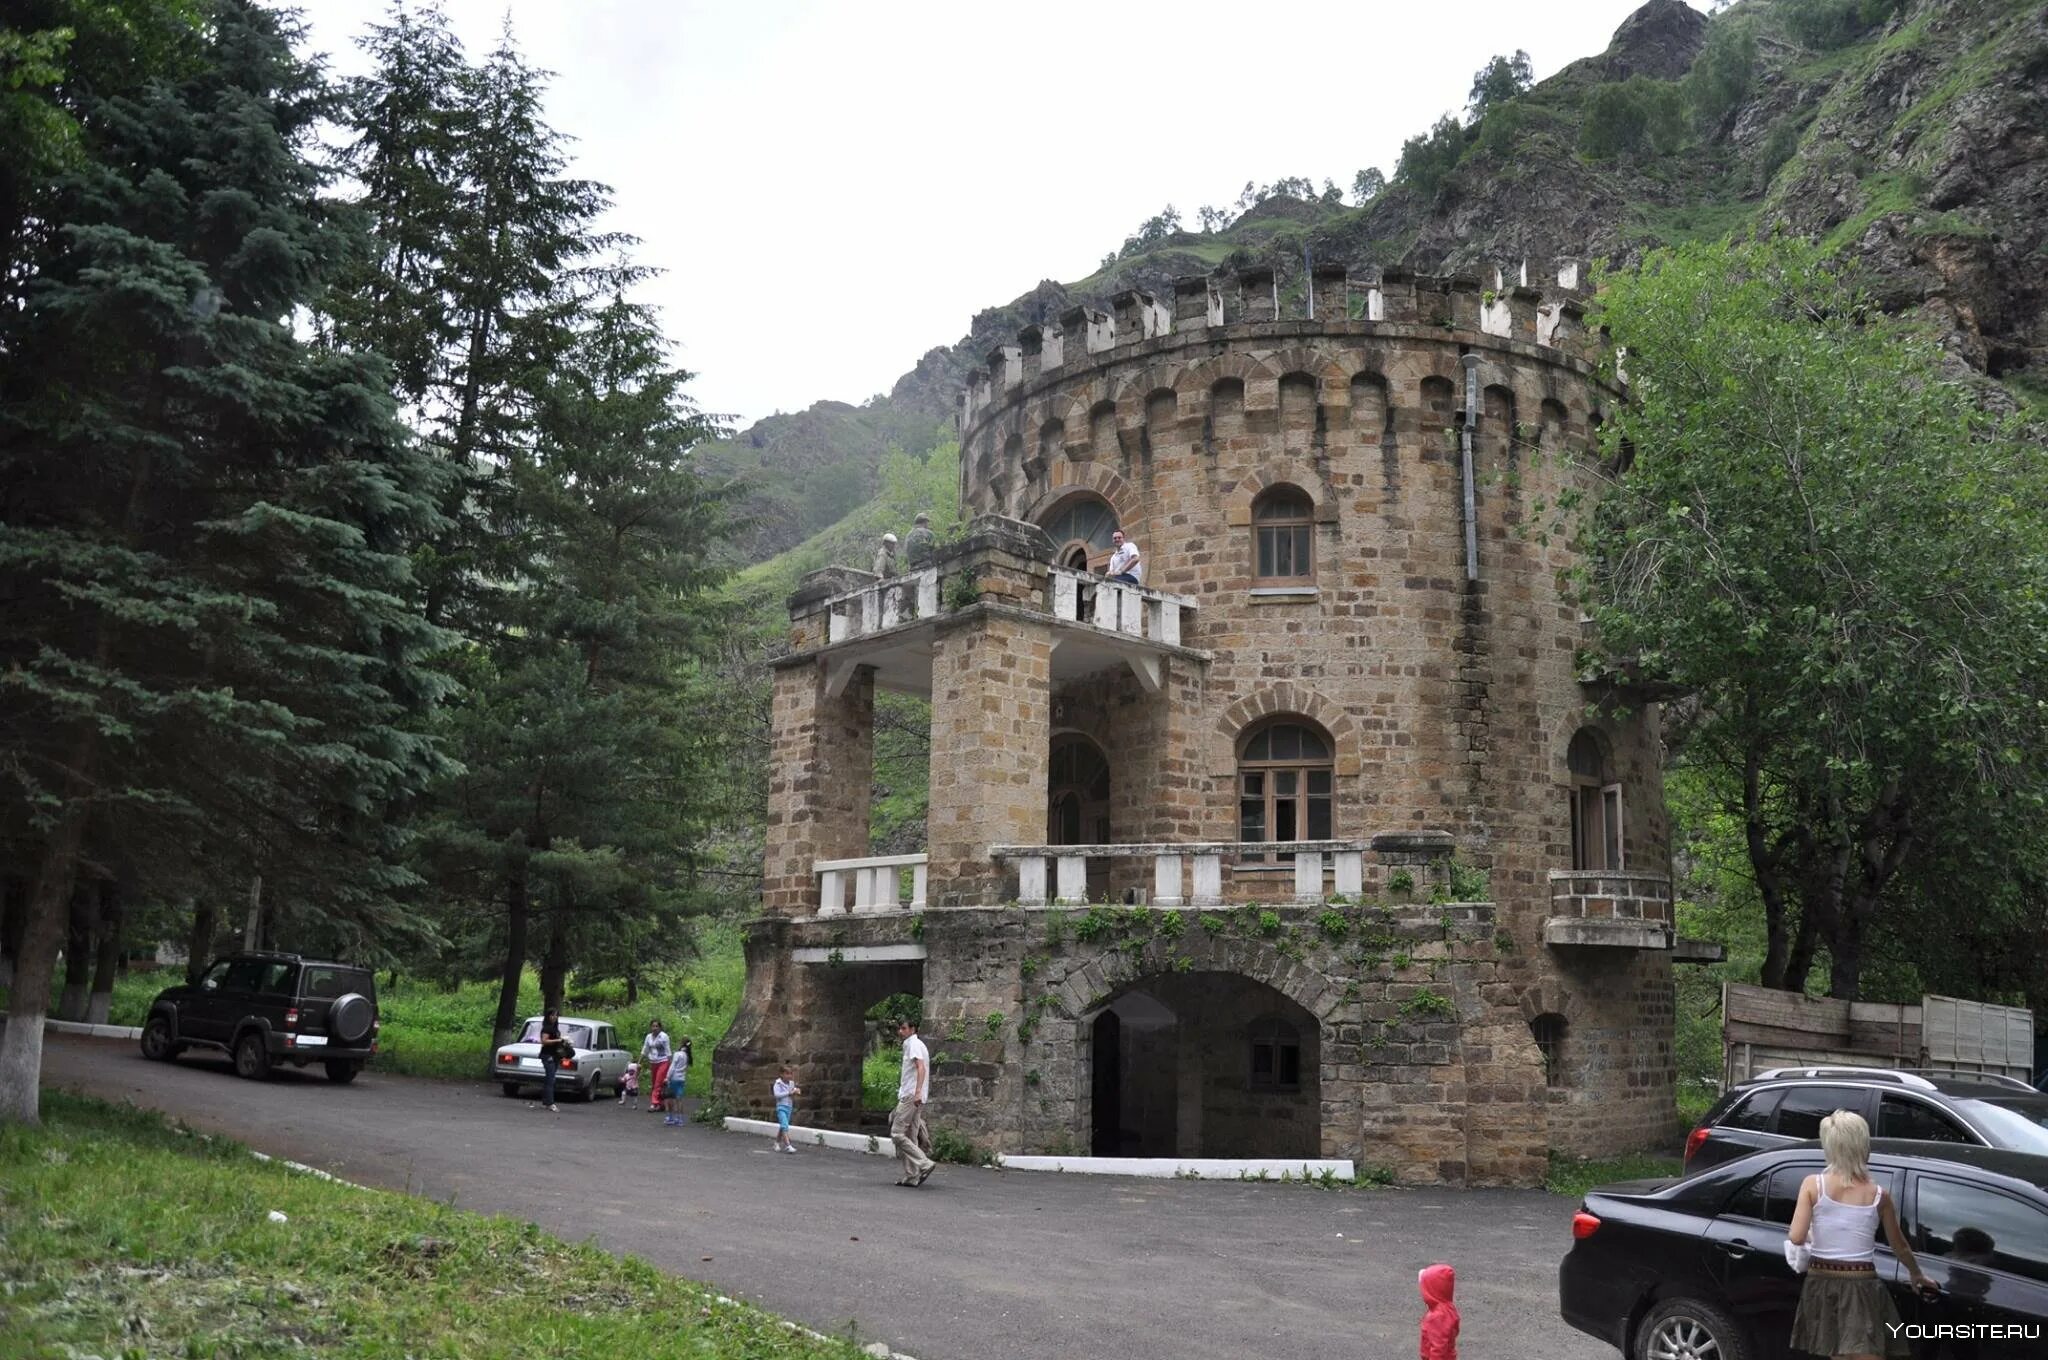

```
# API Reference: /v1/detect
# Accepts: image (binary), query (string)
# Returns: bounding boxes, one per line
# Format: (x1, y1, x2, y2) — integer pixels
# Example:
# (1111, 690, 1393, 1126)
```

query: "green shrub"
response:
(927, 1125, 993, 1166)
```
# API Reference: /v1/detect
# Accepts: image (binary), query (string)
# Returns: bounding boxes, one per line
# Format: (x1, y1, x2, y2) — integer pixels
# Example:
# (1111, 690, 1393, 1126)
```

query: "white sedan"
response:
(490, 1016, 631, 1102)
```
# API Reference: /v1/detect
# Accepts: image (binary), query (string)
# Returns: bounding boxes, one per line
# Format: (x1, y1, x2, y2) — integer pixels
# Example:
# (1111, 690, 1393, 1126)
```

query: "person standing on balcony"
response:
(873, 532, 899, 578)
(890, 1017, 936, 1187)
(1105, 529, 1142, 586)
(903, 512, 935, 570)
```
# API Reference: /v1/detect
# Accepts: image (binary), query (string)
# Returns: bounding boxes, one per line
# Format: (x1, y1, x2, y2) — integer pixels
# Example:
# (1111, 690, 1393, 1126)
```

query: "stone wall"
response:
(911, 902, 1547, 1186)
(956, 294, 1676, 1155)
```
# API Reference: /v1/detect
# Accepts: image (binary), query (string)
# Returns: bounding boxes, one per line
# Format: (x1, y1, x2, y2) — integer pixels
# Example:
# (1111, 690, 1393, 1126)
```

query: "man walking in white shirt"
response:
(891, 1017, 936, 1187)
(1105, 529, 1142, 585)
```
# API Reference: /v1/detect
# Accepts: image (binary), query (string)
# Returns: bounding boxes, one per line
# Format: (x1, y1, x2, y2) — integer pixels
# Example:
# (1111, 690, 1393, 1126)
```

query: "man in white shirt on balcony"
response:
(1105, 530, 1142, 586)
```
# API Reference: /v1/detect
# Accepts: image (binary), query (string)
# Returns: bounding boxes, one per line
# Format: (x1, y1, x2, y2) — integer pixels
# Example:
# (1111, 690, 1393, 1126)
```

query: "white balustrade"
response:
(995, 842, 1371, 909)
(813, 853, 928, 917)
(1046, 566, 1191, 648)
(825, 568, 941, 644)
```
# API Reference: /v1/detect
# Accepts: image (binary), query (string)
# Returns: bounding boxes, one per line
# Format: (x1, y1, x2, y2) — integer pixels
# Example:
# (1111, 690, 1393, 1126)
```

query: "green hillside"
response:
(704, 0, 2045, 576)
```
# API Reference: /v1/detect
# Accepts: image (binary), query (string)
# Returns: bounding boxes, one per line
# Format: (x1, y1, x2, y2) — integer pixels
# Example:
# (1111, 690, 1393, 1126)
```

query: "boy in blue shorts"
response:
(772, 1065, 801, 1153)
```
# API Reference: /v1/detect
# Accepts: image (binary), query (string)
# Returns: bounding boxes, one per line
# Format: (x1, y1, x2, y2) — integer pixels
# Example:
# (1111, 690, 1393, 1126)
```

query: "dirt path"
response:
(40, 1032, 1610, 1360)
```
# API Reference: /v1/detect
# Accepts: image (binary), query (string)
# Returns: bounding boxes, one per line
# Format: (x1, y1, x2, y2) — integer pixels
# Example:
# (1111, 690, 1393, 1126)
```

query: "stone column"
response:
(928, 610, 1052, 907)
(760, 659, 874, 917)
(925, 517, 1057, 908)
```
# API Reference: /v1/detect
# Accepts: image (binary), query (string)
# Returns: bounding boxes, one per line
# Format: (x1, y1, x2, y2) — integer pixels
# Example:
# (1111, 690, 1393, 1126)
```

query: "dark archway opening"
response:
(1084, 972, 1319, 1158)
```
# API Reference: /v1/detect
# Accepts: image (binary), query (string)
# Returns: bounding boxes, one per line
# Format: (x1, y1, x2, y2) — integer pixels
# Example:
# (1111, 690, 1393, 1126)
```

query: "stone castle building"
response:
(715, 261, 1695, 1184)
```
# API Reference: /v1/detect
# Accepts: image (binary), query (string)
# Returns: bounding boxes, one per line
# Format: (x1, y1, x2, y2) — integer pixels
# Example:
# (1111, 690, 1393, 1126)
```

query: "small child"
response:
(1419, 1263, 1459, 1360)
(619, 1061, 638, 1105)
(772, 1065, 801, 1154)
(662, 1043, 689, 1126)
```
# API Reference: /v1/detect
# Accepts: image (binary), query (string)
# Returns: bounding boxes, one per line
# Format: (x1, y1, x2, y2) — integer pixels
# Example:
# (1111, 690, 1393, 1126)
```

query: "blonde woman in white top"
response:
(1785, 1109, 1936, 1359)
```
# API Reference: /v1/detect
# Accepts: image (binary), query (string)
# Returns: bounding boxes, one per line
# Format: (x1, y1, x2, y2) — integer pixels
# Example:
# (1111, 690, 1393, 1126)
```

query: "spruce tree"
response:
(415, 294, 730, 1037)
(0, 0, 451, 1124)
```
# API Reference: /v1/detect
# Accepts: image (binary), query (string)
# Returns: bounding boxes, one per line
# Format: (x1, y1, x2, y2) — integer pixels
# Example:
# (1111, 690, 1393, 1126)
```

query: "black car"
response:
(1685, 1067, 2048, 1174)
(1560, 1140, 2048, 1359)
(141, 951, 379, 1083)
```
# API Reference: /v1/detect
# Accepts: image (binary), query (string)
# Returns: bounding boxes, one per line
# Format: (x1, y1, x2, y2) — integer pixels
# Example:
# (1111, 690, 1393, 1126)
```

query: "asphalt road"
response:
(40, 1032, 1613, 1360)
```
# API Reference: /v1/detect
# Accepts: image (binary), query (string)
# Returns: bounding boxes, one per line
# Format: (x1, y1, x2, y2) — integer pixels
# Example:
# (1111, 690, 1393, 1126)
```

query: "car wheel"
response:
(1635, 1297, 1751, 1360)
(234, 1032, 272, 1081)
(502, 1081, 522, 1098)
(323, 1060, 359, 1084)
(578, 1071, 600, 1102)
(141, 1016, 176, 1062)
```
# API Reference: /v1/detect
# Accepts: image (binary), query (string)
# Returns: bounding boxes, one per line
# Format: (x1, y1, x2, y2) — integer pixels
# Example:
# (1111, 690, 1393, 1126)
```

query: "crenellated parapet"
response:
(958, 258, 1600, 434)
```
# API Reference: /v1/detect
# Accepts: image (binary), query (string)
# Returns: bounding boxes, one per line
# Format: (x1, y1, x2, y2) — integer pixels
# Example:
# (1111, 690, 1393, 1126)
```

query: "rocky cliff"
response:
(712, 0, 2046, 565)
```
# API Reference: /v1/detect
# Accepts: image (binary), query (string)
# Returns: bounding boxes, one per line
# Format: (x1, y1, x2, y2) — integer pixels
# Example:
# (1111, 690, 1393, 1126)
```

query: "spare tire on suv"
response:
(139, 952, 381, 1084)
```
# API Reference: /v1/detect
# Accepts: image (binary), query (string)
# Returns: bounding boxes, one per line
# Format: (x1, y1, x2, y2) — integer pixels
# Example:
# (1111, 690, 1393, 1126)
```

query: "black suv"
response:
(1686, 1066, 2048, 1173)
(141, 951, 379, 1083)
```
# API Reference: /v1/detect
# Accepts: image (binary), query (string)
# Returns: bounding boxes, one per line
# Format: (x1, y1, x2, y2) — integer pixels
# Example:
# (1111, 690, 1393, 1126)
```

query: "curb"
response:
(725, 1116, 894, 1156)
(44, 1018, 144, 1040)
(721, 1119, 1357, 1182)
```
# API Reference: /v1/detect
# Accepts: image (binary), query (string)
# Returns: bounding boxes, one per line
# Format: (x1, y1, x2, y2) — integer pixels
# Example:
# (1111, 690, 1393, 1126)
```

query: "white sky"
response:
(293, 1, 1702, 429)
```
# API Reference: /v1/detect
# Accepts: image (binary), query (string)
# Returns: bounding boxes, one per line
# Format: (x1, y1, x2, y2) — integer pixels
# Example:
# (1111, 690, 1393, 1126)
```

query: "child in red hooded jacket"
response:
(1419, 1263, 1459, 1360)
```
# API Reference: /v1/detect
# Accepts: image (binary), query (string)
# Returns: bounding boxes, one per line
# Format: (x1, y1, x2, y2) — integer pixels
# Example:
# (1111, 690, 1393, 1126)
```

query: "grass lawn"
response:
(22, 920, 749, 1098)
(0, 1091, 867, 1359)
(1544, 1149, 1685, 1200)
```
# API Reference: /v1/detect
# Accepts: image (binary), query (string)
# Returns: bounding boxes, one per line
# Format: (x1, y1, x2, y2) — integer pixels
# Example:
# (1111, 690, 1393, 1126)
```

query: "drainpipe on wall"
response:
(1460, 351, 1480, 582)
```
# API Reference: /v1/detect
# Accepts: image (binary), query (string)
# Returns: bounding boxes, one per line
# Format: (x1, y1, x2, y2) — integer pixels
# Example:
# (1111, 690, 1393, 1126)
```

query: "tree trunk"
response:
(0, 877, 26, 988)
(186, 899, 220, 985)
(86, 880, 124, 1025)
(0, 803, 91, 1125)
(492, 859, 530, 1044)
(242, 874, 263, 949)
(538, 916, 568, 1016)
(625, 972, 638, 1006)
(57, 886, 96, 1022)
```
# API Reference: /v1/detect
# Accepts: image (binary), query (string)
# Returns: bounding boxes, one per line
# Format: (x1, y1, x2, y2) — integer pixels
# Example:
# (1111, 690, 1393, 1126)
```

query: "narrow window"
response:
(1252, 487, 1315, 585)
(1531, 1013, 1567, 1087)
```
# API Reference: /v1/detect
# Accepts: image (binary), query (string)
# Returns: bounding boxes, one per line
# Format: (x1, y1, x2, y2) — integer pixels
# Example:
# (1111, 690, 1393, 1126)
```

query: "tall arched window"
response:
(1040, 495, 1118, 574)
(1238, 720, 1334, 860)
(1048, 734, 1111, 846)
(1567, 729, 1622, 870)
(1252, 486, 1314, 584)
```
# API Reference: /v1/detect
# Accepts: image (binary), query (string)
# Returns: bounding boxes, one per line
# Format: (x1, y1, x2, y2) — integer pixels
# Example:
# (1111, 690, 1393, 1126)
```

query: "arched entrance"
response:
(1047, 733, 1110, 846)
(1039, 494, 1118, 575)
(1084, 972, 1320, 1159)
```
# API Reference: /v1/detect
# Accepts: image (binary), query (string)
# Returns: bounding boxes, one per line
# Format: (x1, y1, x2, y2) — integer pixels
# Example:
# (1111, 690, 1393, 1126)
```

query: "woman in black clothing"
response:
(539, 1011, 567, 1112)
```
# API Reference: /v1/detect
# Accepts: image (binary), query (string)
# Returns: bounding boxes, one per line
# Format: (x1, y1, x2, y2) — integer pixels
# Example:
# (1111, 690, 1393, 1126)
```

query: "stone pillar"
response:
(928, 611, 1052, 907)
(760, 660, 874, 917)
(924, 517, 1057, 908)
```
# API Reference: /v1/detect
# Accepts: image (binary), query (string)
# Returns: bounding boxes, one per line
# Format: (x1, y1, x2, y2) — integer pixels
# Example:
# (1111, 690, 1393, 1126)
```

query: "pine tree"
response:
(0, 0, 453, 1124)
(413, 295, 730, 1037)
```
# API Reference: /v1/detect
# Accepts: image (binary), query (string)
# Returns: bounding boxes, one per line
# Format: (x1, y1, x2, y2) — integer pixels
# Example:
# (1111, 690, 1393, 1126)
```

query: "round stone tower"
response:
(718, 260, 1680, 1180)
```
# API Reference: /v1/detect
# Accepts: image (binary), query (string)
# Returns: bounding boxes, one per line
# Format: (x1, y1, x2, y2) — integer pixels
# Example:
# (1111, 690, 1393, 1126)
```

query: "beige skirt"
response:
(1789, 1265, 1909, 1358)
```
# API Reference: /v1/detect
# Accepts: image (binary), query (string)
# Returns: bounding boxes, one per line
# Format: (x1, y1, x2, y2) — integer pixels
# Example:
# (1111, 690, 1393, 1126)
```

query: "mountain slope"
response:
(706, 0, 2046, 568)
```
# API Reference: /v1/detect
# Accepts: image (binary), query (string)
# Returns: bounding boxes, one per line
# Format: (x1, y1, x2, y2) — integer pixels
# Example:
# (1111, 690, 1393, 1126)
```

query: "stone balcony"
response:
(1543, 869, 1674, 949)
(786, 519, 1200, 701)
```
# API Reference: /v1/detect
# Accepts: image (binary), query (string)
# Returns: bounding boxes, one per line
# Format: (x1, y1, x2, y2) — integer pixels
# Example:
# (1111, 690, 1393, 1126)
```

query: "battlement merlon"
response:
(958, 260, 1609, 437)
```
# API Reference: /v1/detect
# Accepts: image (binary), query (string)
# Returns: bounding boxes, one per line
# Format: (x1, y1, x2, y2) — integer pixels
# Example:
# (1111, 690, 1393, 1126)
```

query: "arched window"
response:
(1567, 729, 1622, 870)
(1040, 495, 1118, 574)
(1048, 734, 1111, 846)
(1248, 1015, 1302, 1090)
(1238, 720, 1334, 860)
(1531, 1013, 1567, 1088)
(1252, 486, 1314, 584)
